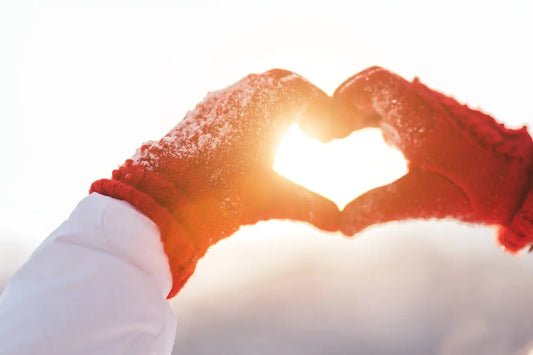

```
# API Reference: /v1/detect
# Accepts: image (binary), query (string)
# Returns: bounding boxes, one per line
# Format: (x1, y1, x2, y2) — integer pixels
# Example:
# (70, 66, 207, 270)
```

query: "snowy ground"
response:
(168, 222, 533, 355)
(2, 220, 533, 354)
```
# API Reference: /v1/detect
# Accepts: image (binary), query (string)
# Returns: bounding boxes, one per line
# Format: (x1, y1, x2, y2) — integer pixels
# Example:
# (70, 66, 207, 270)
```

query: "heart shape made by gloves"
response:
(91, 66, 533, 301)
(305, 66, 533, 253)
(274, 124, 408, 209)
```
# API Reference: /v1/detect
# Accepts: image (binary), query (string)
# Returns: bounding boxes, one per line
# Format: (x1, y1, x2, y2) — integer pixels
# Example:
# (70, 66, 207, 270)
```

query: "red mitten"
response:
(334, 67, 533, 252)
(91, 69, 339, 298)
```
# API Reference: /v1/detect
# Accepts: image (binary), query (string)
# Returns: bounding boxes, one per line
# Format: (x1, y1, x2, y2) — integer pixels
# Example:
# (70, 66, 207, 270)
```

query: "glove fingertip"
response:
(339, 201, 371, 237)
(307, 197, 340, 232)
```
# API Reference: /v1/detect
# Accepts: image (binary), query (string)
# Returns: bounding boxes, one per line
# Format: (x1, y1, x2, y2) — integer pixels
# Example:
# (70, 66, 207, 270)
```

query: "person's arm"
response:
(0, 193, 177, 355)
(0, 69, 340, 354)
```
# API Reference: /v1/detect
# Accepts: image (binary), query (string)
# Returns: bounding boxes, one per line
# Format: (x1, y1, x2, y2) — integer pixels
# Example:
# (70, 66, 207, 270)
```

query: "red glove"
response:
(91, 69, 340, 298)
(334, 67, 533, 252)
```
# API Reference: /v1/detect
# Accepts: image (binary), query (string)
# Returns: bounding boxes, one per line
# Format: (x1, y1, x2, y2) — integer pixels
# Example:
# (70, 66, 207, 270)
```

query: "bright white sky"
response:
(1, 0, 532, 255)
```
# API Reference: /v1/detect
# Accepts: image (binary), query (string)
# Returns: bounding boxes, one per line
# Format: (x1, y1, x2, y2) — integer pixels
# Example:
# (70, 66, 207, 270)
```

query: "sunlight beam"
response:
(274, 124, 408, 209)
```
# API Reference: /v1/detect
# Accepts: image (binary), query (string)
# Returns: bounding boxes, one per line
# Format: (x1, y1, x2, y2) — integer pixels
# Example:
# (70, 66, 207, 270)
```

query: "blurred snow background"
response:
(1, 0, 533, 354)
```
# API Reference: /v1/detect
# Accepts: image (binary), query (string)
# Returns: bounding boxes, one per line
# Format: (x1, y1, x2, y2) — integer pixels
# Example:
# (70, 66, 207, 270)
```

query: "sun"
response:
(273, 124, 408, 209)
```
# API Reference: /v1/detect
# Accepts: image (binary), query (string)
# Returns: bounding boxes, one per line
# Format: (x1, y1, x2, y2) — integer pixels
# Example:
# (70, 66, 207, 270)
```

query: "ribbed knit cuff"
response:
(90, 173, 199, 299)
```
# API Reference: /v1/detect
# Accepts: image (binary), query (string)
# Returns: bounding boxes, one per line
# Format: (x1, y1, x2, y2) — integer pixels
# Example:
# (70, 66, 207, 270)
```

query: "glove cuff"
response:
(90, 162, 200, 298)
(498, 189, 533, 253)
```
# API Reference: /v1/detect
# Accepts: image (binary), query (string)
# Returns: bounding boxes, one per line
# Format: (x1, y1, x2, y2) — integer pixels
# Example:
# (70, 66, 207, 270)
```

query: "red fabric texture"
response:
(91, 67, 533, 298)
(90, 166, 200, 298)
(335, 67, 533, 252)
(91, 69, 340, 298)
(499, 190, 533, 252)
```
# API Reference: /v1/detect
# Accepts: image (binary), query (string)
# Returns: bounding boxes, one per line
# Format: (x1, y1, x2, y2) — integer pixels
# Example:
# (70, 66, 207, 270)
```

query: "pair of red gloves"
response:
(91, 67, 533, 298)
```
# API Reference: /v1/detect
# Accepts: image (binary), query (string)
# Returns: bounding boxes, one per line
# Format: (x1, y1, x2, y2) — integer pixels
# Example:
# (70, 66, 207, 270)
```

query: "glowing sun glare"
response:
(274, 124, 408, 209)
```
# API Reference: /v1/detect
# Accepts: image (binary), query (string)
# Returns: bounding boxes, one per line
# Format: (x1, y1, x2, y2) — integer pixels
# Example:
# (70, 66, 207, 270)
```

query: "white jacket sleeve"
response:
(0, 193, 177, 355)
